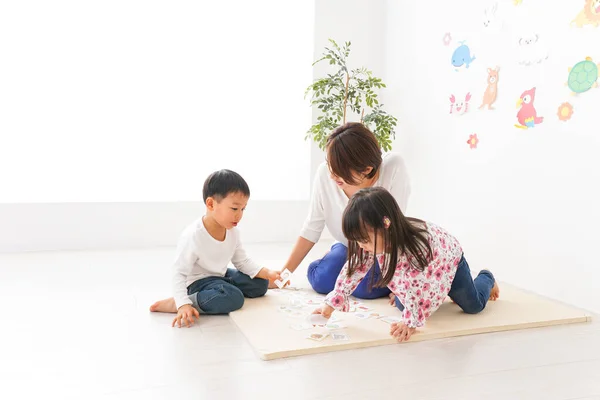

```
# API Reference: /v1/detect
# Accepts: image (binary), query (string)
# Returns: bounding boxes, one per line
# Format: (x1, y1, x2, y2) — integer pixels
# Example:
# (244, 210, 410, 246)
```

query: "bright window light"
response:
(0, 1, 314, 202)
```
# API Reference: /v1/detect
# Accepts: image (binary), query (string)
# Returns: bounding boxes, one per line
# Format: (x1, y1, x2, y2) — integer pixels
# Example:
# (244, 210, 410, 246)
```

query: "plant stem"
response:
(360, 108, 364, 124)
(343, 73, 350, 124)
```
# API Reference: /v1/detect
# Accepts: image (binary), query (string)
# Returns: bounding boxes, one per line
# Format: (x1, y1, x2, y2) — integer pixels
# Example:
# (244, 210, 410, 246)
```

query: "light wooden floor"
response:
(1, 242, 599, 400)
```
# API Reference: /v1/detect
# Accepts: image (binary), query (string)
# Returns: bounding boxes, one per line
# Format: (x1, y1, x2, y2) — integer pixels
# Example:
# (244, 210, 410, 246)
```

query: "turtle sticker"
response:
(566, 56, 600, 95)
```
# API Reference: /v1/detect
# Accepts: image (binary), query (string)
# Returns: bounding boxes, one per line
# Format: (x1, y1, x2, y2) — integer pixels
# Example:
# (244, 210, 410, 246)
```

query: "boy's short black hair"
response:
(202, 169, 250, 203)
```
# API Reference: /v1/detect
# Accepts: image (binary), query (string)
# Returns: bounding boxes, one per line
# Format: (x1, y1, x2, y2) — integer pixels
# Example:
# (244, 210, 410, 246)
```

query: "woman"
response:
(280, 122, 411, 299)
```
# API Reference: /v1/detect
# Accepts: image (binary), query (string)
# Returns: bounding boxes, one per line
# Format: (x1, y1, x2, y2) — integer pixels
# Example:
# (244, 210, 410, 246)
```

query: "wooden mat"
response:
(229, 283, 592, 360)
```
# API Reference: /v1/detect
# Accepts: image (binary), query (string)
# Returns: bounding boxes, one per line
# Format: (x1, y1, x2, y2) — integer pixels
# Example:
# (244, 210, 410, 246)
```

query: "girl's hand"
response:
(172, 304, 199, 328)
(312, 304, 334, 319)
(390, 322, 416, 342)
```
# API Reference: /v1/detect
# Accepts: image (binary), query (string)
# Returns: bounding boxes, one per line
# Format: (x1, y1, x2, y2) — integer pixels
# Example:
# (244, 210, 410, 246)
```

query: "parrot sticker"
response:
(451, 41, 476, 71)
(515, 87, 544, 129)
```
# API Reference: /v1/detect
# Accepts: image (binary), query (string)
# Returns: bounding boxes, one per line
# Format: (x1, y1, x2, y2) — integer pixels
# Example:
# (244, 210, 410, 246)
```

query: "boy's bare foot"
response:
(149, 297, 177, 313)
(388, 292, 396, 306)
(489, 281, 500, 301)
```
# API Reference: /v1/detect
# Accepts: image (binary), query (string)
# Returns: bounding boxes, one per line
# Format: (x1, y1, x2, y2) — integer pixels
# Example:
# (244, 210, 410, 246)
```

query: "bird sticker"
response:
(515, 87, 543, 129)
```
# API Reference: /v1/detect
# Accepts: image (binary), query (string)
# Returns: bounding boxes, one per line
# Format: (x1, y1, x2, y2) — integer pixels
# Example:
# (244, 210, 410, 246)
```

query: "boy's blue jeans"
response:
(187, 268, 268, 314)
(307, 242, 391, 299)
(394, 255, 495, 314)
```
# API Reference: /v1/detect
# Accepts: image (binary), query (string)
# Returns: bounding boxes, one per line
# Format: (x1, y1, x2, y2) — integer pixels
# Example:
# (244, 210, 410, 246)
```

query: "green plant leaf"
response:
(305, 38, 397, 151)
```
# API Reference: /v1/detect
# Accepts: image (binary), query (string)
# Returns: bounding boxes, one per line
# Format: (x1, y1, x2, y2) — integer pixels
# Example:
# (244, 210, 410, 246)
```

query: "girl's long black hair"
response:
(342, 187, 432, 287)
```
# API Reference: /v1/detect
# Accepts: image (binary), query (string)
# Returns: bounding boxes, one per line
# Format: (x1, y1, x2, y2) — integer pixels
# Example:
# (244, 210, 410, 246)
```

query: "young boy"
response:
(150, 169, 280, 328)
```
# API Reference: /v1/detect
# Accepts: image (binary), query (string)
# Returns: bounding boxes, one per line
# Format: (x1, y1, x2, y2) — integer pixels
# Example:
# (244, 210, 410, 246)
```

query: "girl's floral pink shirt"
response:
(324, 222, 463, 328)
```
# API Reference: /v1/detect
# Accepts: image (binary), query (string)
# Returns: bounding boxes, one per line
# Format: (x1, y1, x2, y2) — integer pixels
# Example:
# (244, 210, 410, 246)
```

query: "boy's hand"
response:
(390, 322, 416, 342)
(172, 304, 199, 328)
(265, 269, 281, 284)
(268, 269, 290, 289)
(257, 267, 282, 287)
(312, 304, 334, 319)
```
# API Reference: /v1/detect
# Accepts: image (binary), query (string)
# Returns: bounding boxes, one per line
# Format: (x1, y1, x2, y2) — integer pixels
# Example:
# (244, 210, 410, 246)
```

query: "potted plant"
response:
(305, 39, 398, 151)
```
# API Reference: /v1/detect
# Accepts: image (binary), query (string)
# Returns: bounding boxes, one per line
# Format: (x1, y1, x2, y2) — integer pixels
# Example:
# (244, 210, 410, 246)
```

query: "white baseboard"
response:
(0, 200, 316, 253)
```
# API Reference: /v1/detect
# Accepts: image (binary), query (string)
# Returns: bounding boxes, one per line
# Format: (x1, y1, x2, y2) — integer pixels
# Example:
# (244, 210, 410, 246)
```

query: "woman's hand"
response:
(312, 304, 334, 319)
(390, 322, 416, 342)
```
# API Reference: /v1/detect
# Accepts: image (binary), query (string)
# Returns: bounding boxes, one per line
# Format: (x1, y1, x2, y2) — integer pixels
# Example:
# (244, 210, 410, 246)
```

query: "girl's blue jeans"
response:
(307, 242, 391, 299)
(394, 255, 495, 315)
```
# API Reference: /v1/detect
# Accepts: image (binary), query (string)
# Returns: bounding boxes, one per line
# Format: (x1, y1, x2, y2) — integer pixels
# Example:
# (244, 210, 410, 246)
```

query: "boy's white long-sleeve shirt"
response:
(300, 152, 411, 246)
(172, 218, 262, 310)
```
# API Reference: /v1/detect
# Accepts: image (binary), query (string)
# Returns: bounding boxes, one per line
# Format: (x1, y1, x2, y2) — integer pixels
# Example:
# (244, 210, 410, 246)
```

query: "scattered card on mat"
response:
(306, 332, 328, 341)
(331, 332, 350, 341)
(304, 298, 322, 305)
(379, 316, 402, 324)
(325, 323, 347, 330)
(329, 314, 341, 322)
(357, 305, 372, 312)
(290, 323, 312, 331)
(354, 312, 371, 319)
(307, 313, 330, 326)
(290, 310, 306, 317)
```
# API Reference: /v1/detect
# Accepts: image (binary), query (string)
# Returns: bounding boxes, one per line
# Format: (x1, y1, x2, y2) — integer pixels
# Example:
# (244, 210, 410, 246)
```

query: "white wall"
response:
(0, 1, 313, 203)
(0, 1, 315, 252)
(307, 0, 389, 242)
(385, 0, 600, 313)
(0, 201, 310, 253)
(310, 0, 388, 180)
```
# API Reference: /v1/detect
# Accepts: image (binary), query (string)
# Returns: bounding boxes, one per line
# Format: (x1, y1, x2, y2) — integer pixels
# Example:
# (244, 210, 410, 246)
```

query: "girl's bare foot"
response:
(489, 281, 500, 301)
(150, 297, 177, 313)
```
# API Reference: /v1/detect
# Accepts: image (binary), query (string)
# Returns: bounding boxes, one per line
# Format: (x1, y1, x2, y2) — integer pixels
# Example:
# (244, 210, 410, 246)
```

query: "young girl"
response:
(314, 187, 500, 342)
